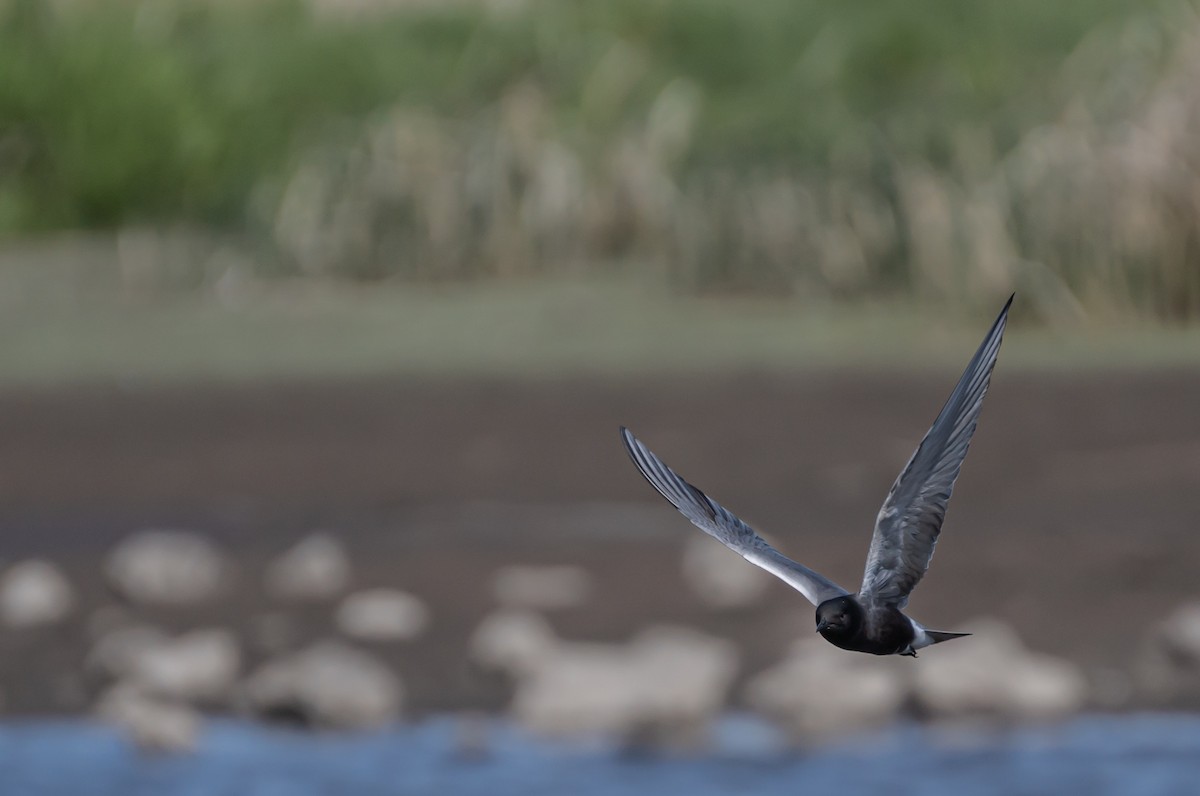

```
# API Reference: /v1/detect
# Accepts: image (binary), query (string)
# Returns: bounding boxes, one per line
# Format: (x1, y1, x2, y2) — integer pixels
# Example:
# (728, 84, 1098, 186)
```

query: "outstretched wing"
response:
(621, 427, 849, 606)
(860, 295, 1012, 608)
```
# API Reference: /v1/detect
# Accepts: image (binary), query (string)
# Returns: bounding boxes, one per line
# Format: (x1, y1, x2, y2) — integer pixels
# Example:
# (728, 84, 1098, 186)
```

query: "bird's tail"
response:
(925, 630, 971, 646)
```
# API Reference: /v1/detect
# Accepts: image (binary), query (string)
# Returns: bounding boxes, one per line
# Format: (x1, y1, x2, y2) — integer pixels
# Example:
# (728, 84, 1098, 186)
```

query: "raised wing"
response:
(859, 295, 1012, 608)
(621, 427, 849, 606)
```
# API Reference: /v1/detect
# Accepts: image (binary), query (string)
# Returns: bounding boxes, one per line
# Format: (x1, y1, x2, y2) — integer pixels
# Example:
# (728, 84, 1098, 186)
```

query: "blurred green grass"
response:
(0, 243, 1196, 387)
(0, 0, 1145, 234)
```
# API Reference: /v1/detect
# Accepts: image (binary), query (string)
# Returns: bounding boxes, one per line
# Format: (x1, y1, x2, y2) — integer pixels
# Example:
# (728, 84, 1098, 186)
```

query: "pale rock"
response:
(242, 640, 403, 729)
(513, 643, 635, 737)
(512, 625, 739, 746)
(0, 560, 74, 627)
(1136, 603, 1200, 705)
(491, 565, 592, 610)
(911, 619, 1087, 721)
(128, 629, 241, 704)
(336, 588, 429, 641)
(96, 683, 202, 754)
(88, 626, 240, 706)
(468, 610, 557, 675)
(105, 530, 225, 605)
(87, 625, 173, 681)
(1157, 603, 1200, 663)
(264, 534, 351, 602)
(624, 625, 739, 724)
(681, 536, 769, 609)
(745, 637, 906, 741)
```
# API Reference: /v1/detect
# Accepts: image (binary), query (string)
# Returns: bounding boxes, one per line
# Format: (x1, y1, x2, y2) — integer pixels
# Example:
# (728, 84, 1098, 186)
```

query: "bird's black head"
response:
(815, 596, 863, 639)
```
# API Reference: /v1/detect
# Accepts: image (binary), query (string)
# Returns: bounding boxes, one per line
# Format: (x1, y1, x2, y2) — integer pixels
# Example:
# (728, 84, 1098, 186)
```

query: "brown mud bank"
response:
(0, 369, 1198, 716)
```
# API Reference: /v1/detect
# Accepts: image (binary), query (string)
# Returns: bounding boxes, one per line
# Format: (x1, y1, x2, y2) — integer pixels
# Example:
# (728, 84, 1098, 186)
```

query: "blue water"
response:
(1, 714, 1198, 796)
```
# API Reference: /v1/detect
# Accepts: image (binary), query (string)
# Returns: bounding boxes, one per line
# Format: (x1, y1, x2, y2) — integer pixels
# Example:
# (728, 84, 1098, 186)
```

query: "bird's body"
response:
(816, 596, 911, 656)
(620, 296, 1012, 657)
(813, 595, 968, 656)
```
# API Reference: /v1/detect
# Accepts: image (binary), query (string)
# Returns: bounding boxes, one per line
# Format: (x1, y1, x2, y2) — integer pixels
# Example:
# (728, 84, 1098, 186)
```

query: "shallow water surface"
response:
(1, 714, 1198, 796)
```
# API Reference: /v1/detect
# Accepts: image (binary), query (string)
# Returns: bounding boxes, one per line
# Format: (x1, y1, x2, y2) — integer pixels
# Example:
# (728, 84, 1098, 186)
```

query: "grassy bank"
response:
(0, 243, 1196, 388)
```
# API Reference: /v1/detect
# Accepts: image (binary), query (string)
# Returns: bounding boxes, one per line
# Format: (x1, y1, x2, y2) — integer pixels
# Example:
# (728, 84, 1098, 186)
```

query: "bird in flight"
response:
(620, 296, 1012, 657)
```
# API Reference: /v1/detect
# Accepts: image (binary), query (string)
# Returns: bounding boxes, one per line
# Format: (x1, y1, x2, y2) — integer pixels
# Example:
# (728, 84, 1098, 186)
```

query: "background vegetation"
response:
(0, 0, 1146, 230)
(2, 0, 1199, 385)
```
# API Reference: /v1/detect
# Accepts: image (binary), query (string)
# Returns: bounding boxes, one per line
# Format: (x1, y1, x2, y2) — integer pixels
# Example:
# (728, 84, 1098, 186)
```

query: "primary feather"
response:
(621, 427, 849, 606)
(859, 296, 1012, 608)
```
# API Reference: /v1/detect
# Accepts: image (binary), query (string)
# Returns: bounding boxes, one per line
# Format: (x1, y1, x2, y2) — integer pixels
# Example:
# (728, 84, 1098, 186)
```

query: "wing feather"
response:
(859, 295, 1012, 607)
(621, 427, 848, 606)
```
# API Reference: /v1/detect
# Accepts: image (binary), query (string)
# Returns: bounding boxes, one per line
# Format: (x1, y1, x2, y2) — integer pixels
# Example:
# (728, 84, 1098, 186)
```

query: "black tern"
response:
(620, 296, 1012, 657)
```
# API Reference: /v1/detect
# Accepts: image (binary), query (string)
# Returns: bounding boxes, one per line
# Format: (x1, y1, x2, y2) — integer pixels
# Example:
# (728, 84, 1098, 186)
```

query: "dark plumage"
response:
(620, 296, 1012, 657)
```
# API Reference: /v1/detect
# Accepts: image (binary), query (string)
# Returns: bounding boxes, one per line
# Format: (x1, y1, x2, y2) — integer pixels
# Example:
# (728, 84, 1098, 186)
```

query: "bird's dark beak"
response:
(815, 619, 829, 633)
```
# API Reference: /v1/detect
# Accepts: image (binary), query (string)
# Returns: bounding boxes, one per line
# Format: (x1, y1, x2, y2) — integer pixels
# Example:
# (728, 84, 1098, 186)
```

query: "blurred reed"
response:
(5, 0, 1200, 320)
(273, 2, 1200, 320)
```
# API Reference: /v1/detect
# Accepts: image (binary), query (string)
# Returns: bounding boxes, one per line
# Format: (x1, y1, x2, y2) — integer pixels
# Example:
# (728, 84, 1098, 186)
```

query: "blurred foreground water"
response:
(2, 714, 1198, 796)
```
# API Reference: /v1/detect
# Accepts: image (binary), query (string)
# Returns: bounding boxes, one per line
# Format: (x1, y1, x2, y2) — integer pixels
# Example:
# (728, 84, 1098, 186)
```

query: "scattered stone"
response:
(746, 637, 906, 741)
(105, 530, 225, 606)
(87, 625, 172, 681)
(491, 565, 592, 610)
(264, 534, 351, 602)
(87, 626, 241, 706)
(0, 560, 74, 627)
(241, 641, 403, 730)
(911, 619, 1087, 721)
(128, 629, 241, 705)
(96, 683, 202, 754)
(336, 588, 429, 642)
(1157, 604, 1200, 663)
(681, 537, 769, 609)
(511, 625, 739, 747)
(468, 610, 557, 675)
(1136, 603, 1200, 706)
